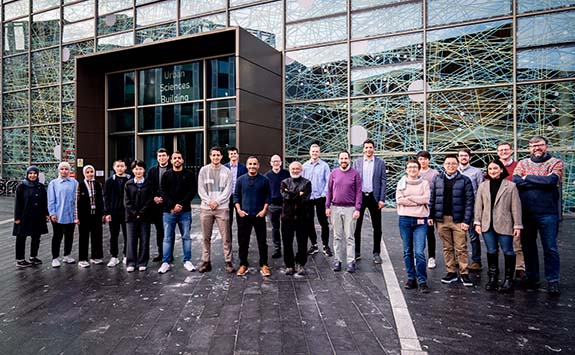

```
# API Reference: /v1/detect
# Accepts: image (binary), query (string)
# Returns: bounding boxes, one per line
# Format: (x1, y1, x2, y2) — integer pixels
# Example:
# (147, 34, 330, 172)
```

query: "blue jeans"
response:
(521, 213, 560, 282)
(399, 216, 427, 284)
(482, 228, 514, 256)
(469, 229, 482, 263)
(163, 211, 192, 263)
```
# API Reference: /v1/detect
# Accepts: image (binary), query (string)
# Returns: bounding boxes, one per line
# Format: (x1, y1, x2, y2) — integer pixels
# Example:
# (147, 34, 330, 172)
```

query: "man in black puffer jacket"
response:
(429, 154, 475, 287)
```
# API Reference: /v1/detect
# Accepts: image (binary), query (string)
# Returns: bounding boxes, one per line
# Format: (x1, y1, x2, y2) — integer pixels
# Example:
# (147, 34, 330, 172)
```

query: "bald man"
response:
(264, 154, 290, 258)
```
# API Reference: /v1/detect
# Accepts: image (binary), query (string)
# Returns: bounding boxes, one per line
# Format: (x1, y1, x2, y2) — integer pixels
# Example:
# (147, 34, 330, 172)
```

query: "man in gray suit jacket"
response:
(352, 139, 386, 264)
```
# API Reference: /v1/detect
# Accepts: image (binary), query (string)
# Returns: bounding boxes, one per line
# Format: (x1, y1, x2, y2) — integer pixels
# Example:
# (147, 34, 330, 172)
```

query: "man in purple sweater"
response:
(326, 150, 362, 273)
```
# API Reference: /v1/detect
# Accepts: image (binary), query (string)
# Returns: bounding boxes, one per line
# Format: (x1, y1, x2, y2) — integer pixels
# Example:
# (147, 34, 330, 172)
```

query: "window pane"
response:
(64, 0, 95, 23)
(5, 0, 30, 21)
(32, 125, 60, 161)
(180, 0, 226, 17)
(3, 54, 29, 91)
(31, 86, 60, 124)
(517, 46, 575, 81)
(285, 44, 347, 101)
(98, 10, 134, 36)
(230, 1, 283, 49)
(207, 57, 236, 98)
(352, 0, 407, 10)
(517, 11, 575, 48)
(286, 16, 346, 48)
(63, 18, 95, 43)
(108, 71, 135, 108)
(108, 109, 135, 133)
(32, 9, 60, 49)
(4, 19, 29, 55)
(286, 0, 346, 22)
(139, 62, 203, 105)
(99, 0, 133, 15)
(179, 13, 226, 36)
(62, 123, 75, 155)
(32, 47, 60, 87)
(33, 0, 60, 13)
(62, 40, 95, 82)
(97, 31, 134, 51)
(138, 103, 204, 131)
(209, 99, 236, 127)
(352, 2, 422, 38)
(3, 91, 29, 127)
(208, 127, 236, 152)
(518, 0, 575, 13)
(3, 128, 29, 163)
(135, 22, 176, 44)
(136, 0, 176, 27)
(427, 0, 511, 27)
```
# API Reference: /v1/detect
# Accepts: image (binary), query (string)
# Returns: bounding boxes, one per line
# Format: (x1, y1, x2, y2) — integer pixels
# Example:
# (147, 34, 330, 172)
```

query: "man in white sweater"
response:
(197, 146, 234, 273)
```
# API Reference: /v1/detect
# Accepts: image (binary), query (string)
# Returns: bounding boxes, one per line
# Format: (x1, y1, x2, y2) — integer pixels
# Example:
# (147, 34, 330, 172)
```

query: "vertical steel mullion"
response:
(346, 0, 351, 154)
(422, 0, 428, 151)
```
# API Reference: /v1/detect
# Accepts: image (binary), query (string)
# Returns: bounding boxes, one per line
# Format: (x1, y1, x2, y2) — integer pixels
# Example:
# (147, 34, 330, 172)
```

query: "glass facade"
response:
(0, 0, 573, 214)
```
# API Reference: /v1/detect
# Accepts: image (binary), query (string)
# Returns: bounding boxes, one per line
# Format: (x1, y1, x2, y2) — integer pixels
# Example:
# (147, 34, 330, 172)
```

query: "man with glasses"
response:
(513, 136, 564, 295)
(264, 155, 290, 259)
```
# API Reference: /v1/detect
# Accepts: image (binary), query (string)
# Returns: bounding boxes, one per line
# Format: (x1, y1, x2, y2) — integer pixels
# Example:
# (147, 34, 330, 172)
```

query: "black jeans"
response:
(238, 215, 268, 267)
(16, 234, 41, 260)
(109, 214, 127, 258)
(282, 221, 308, 268)
(307, 197, 330, 246)
(51, 222, 75, 258)
(353, 193, 382, 255)
(127, 221, 150, 267)
(152, 211, 164, 257)
(78, 214, 104, 261)
(427, 223, 436, 259)
(269, 205, 282, 253)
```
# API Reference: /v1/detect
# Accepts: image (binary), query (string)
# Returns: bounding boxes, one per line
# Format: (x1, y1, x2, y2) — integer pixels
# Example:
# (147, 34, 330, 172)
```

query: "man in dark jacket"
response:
(224, 147, 248, 239)
(147, 148, 172, 262)
(429, 154, 475, 287)
(104, 160, 130, 267)
(280, 161, 311, 276)
(264, 154, 290, 259)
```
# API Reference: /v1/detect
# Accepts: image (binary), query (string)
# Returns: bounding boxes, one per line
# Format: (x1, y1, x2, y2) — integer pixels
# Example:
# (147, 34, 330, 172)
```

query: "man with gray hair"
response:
(264, 154, 290, 259)
(513, 136, 564, 295)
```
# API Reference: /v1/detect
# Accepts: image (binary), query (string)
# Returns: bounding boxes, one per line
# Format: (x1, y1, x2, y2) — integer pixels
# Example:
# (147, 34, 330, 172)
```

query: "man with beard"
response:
(148, 148, 172, 263)
(513, 136, 564, 295)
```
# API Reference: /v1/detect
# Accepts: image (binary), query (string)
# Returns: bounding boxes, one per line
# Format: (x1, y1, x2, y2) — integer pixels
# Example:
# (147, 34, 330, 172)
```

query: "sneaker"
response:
(404, 279, 417, 289)
(271, 251, 282, 259)
(347, 262, 356, 273)
(548, 281, 560, 295)
(158, 262, 171, 274)
(123, 257, 127, 265)
(260, 265, 271, 277)
(323, 246, 333, 257)
(52, 258, 61, 268)
(152, 255, 162, 262)
(90, 259, 104, 265)
(198, 262, 212, 273)
(355, 252, 361, 261)
(78, 261, 90, 268)
(29, 257, 42, 265)
(332, 261, 342, 272)
(418, 283, 430, 293)
(236, 265, 248, 276)
(460, 274, 474, 287)
(16, 260, 32, 268)
(126, 266, 135, 272)
(307, 245, 319, 255)
(285, 267, 295, 275)
(427, 257, 436, 269)
(468, 262, 483, 272)
(441, 272, 459, 284)
(138, 266, 147, 272)
(107, 257, 120, 267)
(295, 264, 306, 275)
(373, 253, 382, 264)
(225, 262, 235, 273)
(183, 261, 196, 272)
(63, 255, 76, 264)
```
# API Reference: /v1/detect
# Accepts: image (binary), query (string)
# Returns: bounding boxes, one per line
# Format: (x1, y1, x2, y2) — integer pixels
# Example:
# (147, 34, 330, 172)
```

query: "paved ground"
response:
(0, 196, 573, 355)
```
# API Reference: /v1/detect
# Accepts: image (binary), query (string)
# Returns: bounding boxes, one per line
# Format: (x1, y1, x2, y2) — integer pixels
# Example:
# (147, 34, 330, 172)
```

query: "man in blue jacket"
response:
(225, 146, 248, 239)
(352, 139, 386, 264)
(429, 154, 475, 287)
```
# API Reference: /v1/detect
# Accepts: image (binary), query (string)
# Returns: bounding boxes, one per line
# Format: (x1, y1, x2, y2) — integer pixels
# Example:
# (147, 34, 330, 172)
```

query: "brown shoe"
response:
(260, 265, 271, 277)
(236, 265, 248, 276)
(468, 262, 483, 272)
(198, 262, 212, 273)
(225, 262, 235, 273)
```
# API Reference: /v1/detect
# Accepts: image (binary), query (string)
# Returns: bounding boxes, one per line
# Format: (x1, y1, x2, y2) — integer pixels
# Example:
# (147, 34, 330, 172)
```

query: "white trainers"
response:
(158, 262, 171, 274)
(52, 258, 61, 268)
(107, 257, 119, 267)
(126, 266, 135, 272)
(122, 257, 127, 265)
(90, 259, 103, 265)
(78, 261, 90, 268)
(63, 255, 75, 264)
(138, 266, 147, 272)
(428, 257, 436, 269)
(184, 261, 196, 272)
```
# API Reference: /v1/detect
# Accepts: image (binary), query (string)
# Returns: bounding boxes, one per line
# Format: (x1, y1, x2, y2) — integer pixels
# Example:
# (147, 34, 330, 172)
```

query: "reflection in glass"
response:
(34, 0, 61, 13)
(99, 0, 133, 15)
(108, 135, 135, 169)
(518, 0, 575, 14)
(32, 125, 61, 162)
(177, 132, 203, 175)
(230, 2, 282, 49)
(97, 32, 134, 51)
(138, 103, 204, 131)
(64, 0, 95, 22)
(136, 0, 176, 27)
(517, 11, 575, 48)
(4, 19, 29, 55)
(62, 83, 75, 103)
(63, 19, 95, 43)
(286, 0, 346, 22)
(98, 10, 134, 36)
(5, 0, 29, 21)
(62, 40, 95, 82)
(352, 0, 407, 10)
(207, 57, 236, 98)
(3, 128, 29, 163)
(427, 87, 514, 152)
(139, 62, 202, 105)
(285, 101, 348, 157)
(3, 54, 29, 91)
(427, 0, 511, 26)
(32, 9, 60, 49)
(108, 72, 135, 108)
(135, 22, 177, 44)
(286, 16, 346, 48)
(62, 123, 75, 158)
(285, 44, 347, 101)
(3, 91, 29, 127)
(208, 127, 235, 152)
(209, 99, 236, 127)
(427, 21, 513, 89)
(351, 34, 423, 96)
(517, 46, 575, 81)
(180, 13, 227, 36)
(108, 109, 135, 133)
(32, 48, 60, 87)
(181, 0, 226, 17)
(352, 2, 422, 38)
(31, 86, 60, 125)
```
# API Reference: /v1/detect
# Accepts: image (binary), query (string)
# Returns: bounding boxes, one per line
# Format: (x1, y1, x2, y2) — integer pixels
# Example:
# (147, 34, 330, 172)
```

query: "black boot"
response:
(499, 255, 516, 293)
(485, 253, 499, 291)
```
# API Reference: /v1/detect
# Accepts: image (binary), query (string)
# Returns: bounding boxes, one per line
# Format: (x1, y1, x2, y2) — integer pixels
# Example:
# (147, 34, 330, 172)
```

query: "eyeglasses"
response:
(529, 143, 546, 148)
(444, 162, 459, 166)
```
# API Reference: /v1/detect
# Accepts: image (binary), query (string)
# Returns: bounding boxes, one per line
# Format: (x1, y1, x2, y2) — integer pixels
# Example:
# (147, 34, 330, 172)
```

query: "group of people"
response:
(12, 136, 563, 295)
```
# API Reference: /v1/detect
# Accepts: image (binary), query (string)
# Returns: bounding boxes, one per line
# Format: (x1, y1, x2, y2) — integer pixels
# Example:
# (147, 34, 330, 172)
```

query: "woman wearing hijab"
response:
(77, 165, 105, 268)
(474, 159, 522, 292)
(13, 166, 49, 267)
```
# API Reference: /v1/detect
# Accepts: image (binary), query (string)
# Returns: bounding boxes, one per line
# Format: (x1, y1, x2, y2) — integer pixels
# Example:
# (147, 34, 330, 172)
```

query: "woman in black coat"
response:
(13, 166, 49, 267)
(77, 164, 105, 268)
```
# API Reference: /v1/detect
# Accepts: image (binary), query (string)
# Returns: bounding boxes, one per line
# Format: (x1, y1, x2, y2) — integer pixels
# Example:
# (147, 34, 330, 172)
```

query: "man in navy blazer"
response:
(224, 146, 248, 237)
(352, 139, 386, 264)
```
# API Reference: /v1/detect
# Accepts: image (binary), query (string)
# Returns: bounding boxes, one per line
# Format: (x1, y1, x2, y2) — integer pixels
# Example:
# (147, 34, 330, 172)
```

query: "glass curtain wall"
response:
(1, 0, 574, 213)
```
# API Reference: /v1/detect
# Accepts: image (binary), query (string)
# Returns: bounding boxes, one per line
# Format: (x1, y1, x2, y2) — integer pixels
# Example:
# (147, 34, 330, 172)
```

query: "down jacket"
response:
(429, 172, 474, 225)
